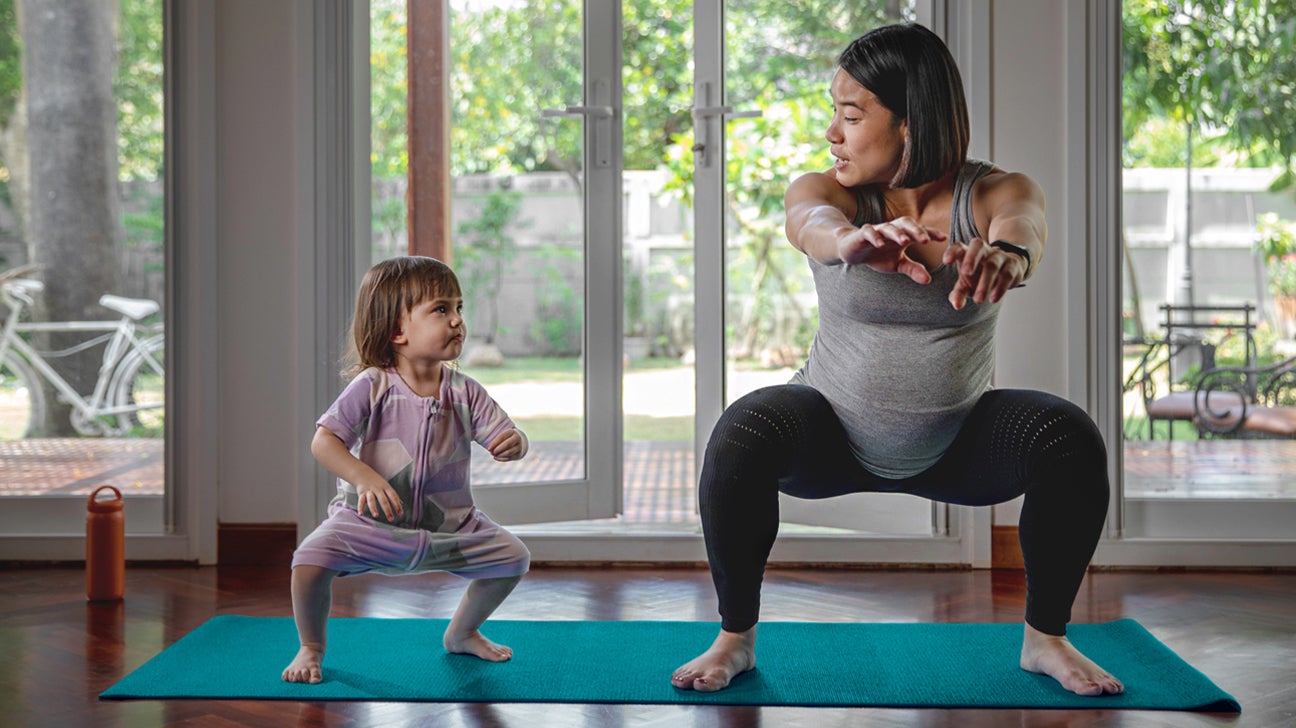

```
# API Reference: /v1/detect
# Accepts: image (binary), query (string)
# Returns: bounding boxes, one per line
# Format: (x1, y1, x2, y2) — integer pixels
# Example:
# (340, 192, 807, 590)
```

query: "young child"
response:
(283, 255, 531, 685)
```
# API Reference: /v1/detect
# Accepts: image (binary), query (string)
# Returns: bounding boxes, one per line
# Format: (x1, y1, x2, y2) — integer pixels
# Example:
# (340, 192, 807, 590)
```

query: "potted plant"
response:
(1256, 213, 1296, 338)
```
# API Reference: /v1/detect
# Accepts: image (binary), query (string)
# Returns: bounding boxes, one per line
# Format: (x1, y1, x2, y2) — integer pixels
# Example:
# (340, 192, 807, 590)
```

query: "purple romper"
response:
(291, 366, 530, 579)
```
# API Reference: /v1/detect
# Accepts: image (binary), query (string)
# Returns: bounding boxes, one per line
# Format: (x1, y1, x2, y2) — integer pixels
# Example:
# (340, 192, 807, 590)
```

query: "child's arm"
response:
(310, 426, 404, 520)
(486, 428, 528, 462)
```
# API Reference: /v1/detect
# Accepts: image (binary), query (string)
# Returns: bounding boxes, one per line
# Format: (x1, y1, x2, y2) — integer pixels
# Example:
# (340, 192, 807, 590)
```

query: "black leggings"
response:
(700, 385, 1109, 636)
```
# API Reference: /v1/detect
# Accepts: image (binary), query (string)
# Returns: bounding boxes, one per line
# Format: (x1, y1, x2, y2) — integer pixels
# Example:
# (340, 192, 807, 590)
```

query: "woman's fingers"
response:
(946, 238, 1025, 307)
(897, 257, 932, 285)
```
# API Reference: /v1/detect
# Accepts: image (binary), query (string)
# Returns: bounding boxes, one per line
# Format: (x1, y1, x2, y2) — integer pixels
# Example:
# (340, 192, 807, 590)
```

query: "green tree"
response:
(368, 1, 915, 356)
(1123, 0, 1296, 178)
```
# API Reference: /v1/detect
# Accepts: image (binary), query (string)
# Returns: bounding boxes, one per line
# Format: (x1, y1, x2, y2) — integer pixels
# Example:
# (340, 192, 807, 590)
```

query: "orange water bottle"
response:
(86, 485, 125, 601)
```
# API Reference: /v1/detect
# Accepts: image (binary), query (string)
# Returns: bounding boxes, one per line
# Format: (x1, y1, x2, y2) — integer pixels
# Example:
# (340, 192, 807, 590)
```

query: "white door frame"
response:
(0, 0, 217, 563)
(520, 0, 988, 564)
(1067, 0, 1296, 566)
(467, 0, 623, 525)
(309, 0, 623, 529)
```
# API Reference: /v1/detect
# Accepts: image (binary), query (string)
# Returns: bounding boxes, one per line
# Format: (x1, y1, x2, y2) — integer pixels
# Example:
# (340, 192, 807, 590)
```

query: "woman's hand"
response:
(356, 478, 403, 521)
(488, 429, 528, 462)
(943, 237, 1027, 309)
(838, 216, 946, 284)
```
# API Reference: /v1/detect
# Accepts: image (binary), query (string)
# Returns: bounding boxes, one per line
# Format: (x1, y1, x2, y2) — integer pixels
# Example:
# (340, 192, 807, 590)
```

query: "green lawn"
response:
(461, 356, 687, 386)
(515, 414, 693, 441)
(1122, 414, 1201, 441)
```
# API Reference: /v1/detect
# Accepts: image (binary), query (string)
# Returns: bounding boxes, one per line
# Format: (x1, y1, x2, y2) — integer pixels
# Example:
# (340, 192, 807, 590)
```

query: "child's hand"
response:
(356, 479, 403, 521)
(488, 429, 527, 462)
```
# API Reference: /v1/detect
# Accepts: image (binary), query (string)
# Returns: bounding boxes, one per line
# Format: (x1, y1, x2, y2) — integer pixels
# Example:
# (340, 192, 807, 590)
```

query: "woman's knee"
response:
(705, 385, 825, 457)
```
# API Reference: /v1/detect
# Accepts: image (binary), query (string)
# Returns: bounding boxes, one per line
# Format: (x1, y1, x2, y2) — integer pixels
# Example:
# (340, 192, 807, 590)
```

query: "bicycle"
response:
(0, 264, 165, 439)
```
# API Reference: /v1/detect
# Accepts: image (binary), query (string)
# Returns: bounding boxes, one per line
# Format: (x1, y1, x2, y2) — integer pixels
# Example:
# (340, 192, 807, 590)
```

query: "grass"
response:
(1122, 414, 1202, 441)
(515, 414, 693, 442)
(461, 355, 793, 386)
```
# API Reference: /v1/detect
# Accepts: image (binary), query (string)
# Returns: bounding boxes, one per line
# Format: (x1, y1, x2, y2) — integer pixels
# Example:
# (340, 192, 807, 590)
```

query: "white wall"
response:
(987, 0, 1071, 525)
(215, 2, 309, 523)
(208, 0, 1079, 527)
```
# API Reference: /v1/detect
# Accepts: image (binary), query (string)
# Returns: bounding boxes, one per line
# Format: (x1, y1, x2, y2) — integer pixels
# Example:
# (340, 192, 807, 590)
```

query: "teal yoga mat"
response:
(100, 617, 1239, 711)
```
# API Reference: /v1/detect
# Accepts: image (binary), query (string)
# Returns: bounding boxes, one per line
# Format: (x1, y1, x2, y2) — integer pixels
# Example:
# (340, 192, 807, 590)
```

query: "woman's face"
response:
(825, 68, 907, 188)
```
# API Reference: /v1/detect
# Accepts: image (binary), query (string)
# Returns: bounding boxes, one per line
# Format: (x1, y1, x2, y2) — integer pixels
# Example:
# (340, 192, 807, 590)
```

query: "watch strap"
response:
(990, 240, 1031, 272)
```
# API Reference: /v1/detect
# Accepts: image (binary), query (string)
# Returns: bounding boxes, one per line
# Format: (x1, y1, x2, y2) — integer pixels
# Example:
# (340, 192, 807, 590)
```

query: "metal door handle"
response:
(690, 83, 762, 165)
(540, 105, 614, 119)
(538, 80, 614, 167)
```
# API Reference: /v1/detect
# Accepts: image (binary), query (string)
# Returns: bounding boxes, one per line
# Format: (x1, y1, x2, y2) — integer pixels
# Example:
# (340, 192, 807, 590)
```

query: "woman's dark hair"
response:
(837, 23, 969, 188)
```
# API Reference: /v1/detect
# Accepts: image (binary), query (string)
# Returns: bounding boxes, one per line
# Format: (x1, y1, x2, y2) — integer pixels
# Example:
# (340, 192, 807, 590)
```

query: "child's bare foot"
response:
(671, 627, 756, 692)
(282, 644, 325, 684)
(444, 629, 513, 662)
(1020, 623, 1124, 696)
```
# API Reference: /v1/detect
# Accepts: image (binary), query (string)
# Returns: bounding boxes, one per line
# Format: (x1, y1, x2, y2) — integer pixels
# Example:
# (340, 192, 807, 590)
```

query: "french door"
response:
(365, 0, 982, 563)
(690, 0, 978, 563)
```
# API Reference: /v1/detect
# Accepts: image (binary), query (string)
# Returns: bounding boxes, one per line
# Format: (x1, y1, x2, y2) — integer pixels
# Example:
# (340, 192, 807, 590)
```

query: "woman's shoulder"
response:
(785, 169, 867, 221)
(787, 169, 857, 202)
(965, 160, 1043, 205)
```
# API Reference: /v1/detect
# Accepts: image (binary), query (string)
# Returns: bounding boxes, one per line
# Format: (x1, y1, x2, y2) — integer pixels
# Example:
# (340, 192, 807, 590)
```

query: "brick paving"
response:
(3, 438, 1295, 522)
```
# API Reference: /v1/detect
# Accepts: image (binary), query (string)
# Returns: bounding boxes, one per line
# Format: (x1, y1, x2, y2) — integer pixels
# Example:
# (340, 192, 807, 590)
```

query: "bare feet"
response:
(282, 644, 324, 684)
(444, 629, 513, 662)
(1020, 623, 1124, 696)
(671, 628, 757, 692)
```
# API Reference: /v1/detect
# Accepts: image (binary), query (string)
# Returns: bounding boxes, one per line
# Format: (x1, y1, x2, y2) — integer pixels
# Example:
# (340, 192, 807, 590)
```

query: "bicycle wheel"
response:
(110, 335, 165, 437)
(0, 349, 46, 440)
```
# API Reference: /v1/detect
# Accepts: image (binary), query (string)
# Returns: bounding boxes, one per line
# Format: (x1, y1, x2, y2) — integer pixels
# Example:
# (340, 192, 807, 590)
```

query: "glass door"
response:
(369, 0, 620, 524)
(694, 0, 941, 542)
(0, 0, 168, 539)
(1117, 0, 1296, 546)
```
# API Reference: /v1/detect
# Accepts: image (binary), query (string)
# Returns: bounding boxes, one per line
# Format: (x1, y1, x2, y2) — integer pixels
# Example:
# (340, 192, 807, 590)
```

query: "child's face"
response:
(391, 294, 465, 365)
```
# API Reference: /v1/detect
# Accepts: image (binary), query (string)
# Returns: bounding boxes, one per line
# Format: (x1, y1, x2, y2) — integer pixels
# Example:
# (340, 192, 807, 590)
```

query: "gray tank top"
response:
(790, 159, 999, 478)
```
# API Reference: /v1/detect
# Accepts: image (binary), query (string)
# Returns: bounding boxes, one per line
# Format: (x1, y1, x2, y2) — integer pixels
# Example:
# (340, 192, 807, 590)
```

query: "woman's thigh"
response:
(903, 388, 1102, 506)
(726, 384, 897, 500)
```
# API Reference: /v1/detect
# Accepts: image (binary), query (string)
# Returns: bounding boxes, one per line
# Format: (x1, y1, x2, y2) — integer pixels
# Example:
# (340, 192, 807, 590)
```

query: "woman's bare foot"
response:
(282, 644, 325, 684)
(671, 627, 756, 692)
(1020, 623, 1124, 696)
(444, 629, 513, 662)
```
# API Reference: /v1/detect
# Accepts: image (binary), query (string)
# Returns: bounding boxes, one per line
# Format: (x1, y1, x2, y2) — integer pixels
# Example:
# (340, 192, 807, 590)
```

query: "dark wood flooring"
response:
(1, 565, 1293, 727)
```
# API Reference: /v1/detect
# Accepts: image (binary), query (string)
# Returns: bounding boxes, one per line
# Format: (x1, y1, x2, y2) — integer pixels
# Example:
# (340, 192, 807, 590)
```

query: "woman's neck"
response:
(880, 169, 957, 219)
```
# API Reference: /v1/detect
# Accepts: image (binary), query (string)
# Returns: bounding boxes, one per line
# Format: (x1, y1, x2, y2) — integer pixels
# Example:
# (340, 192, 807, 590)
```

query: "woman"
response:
(670, 23, 1123, 697)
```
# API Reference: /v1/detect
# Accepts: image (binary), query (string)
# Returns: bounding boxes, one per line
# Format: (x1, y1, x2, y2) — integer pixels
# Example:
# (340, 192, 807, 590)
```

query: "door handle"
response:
(690, 83, 762, 167)
(539, 80, 614, 168)
(540, 105, 614, 119)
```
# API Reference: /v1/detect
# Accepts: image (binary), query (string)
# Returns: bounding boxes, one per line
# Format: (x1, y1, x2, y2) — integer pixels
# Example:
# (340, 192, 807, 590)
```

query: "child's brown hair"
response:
(343, 256, 462, 378)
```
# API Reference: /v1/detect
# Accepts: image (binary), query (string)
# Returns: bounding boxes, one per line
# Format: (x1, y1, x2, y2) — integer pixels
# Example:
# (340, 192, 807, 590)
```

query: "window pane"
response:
(0, 0, 166, 534)
(1120, 0, 1296, 536)
(369, 0, 587, 488)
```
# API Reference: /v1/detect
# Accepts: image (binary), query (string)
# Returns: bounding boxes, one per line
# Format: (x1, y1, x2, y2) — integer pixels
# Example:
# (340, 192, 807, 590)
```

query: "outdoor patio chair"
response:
(1192, 356, 1296, 438)
(1126, 303, 1259, 440)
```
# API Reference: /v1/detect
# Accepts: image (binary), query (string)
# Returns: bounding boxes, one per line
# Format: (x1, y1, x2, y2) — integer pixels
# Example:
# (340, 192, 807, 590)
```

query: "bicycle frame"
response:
(0, 279, 164, 427)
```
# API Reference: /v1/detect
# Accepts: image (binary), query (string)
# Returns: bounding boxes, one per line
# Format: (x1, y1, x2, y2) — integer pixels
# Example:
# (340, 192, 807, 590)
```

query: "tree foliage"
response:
(114, 0, 164, 181)
(1122, 0, 1296, 180)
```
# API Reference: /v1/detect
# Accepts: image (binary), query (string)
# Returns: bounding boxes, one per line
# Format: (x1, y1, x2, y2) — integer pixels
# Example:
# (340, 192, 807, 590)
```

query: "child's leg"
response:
(443, 574, 522, 662)
(282, 565, 338, 683)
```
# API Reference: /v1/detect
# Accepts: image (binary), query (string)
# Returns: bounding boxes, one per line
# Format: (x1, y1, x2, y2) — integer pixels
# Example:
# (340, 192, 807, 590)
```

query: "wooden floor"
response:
(1, 566, 1293, 727)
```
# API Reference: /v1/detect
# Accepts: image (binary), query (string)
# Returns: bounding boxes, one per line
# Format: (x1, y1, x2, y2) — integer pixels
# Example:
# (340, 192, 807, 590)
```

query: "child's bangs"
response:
(400, 261, 461, 310)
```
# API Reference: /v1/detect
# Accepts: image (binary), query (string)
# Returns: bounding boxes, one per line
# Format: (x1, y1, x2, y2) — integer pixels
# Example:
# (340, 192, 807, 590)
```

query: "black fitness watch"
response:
(990, 240, 1032, 275)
